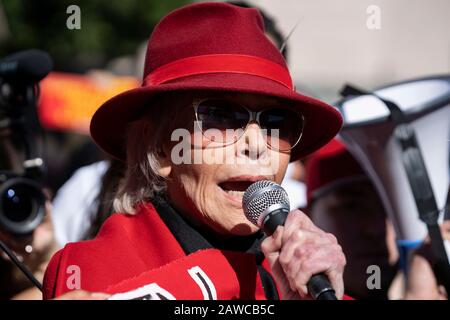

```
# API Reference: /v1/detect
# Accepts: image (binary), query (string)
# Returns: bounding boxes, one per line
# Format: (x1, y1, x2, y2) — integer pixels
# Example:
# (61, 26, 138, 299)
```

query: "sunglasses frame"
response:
(192, 98, 305, 152)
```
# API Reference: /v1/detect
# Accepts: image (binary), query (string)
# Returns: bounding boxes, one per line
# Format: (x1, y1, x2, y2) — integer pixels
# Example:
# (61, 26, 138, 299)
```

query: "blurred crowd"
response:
(0, 1, 448, 300)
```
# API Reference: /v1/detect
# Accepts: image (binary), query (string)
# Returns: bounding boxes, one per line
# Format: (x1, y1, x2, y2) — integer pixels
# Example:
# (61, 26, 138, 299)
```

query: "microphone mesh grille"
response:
(242, 180, 290, 226)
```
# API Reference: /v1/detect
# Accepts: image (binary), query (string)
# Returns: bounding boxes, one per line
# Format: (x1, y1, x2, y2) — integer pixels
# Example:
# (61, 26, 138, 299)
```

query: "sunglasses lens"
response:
(259, 108, 304, 151)
(196, 100, 249, 143)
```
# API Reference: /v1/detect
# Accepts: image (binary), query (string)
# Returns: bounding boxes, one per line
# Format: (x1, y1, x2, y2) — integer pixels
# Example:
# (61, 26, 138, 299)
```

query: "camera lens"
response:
(0, 177, 45, 235)
(3, 185, 35, 222)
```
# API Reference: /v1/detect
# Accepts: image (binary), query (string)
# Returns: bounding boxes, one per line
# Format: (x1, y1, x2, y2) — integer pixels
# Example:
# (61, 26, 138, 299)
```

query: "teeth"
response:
(225, 190, 245, 198)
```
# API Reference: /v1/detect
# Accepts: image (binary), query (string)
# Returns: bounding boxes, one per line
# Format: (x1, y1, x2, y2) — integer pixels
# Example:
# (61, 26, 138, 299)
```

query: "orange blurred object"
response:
(38, 72, 139, 135)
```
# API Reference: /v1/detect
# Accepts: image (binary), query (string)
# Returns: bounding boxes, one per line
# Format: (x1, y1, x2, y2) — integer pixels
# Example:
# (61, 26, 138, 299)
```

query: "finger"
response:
(278, 229, 340, 293)
(328, 269, 345, 300)
(54, 290, 111, 300)
(279, 229, 332, 274)
(293, 245, 345, 299)
(441, 220, 450, 229)
(308, 245, 346, 299)
(438, 285, 448, 300)
(91, 292, 112, 300)
(292, 259, 317, 298)
(54, 290, 92, 300)
(294, 259, 338, 299)
(442, 231, 450, 241)
(261, 226, 284, 257)
(283, 210, 325, 243)
(440, 221, 450, 240)
(279, 238, 343, 295)
(280, 242, 316, 295)
(281, 228, 337, 258)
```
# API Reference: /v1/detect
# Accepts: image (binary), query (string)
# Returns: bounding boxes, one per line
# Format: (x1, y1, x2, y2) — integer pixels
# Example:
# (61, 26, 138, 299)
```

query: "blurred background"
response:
(0, 0, 449, 300)
(0, 0, 188, 73)
(1, 0, 449, 99)
(0, 0, 448, 193)
(0, 0, 190, 193)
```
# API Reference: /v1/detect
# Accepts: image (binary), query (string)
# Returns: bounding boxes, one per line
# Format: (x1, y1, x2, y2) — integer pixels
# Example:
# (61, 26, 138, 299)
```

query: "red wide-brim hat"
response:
(90, 2, 343, 162)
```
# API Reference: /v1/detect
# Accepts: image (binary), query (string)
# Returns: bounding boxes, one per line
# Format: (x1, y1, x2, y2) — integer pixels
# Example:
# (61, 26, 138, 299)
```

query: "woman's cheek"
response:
(272, 151, 290, 183)
(181, 166, 219, 219)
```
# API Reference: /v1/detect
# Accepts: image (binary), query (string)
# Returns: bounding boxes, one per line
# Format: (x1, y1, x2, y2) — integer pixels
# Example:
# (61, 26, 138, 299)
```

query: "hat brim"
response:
(90, 73, 343, 162)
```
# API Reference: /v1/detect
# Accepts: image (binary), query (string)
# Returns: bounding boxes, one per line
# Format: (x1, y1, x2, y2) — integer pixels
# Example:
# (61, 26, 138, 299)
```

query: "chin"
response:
(200, 182, 265, 236)
(204, 209, 259, 236)
(232, 223, 260, 236)
(221, 215, 260, 236)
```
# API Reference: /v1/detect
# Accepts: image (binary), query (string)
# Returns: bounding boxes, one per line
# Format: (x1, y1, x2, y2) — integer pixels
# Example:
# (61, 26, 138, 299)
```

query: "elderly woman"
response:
(43, 2, 346, 300)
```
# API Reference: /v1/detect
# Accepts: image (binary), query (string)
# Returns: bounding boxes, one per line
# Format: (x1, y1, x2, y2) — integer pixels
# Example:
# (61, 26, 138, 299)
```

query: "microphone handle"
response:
(262, 209, 338, 300)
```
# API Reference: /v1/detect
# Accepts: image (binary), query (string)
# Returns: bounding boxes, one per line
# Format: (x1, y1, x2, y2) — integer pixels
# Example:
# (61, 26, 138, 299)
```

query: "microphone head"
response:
(0, 49, 53, 82)
(242, 180, 290, 227)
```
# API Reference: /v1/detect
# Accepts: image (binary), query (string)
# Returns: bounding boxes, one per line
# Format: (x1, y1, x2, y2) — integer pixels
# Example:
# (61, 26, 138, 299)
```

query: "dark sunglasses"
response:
(193, 98, 305, 152)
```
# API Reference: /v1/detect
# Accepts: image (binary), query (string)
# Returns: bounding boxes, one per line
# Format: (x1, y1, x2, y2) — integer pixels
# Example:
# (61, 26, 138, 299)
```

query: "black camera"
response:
(0, 172, 46, 235)
(0, 50, 52, 236)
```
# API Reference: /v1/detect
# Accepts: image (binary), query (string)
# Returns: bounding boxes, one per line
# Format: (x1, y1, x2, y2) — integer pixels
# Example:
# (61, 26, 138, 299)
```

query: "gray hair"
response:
(113, 92, 193, 214)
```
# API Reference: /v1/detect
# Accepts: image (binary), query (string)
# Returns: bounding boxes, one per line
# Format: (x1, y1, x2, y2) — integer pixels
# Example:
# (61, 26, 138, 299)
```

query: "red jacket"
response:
(43, 202, 281, 300)
(43, 200, 353, 300)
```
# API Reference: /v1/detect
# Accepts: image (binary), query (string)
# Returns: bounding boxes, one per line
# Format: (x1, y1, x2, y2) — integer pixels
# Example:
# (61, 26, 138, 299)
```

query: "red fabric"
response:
(144, 54, 293, 89)
(89, 2, 343, 163)
(105, 249, 264, 300)
(43, 201, 354, 300)
(305, 139, 365, 204)
(42, 203, 279, 300)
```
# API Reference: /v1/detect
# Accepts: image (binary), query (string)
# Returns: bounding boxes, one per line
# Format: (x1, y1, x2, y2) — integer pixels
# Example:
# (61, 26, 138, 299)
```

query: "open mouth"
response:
(219, 181, 253, 199)
(218, 176, 270, 204)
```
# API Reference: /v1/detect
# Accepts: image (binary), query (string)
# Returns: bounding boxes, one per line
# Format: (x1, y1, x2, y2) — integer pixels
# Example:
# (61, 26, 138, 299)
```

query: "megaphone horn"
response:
(335, 75, 450, 292)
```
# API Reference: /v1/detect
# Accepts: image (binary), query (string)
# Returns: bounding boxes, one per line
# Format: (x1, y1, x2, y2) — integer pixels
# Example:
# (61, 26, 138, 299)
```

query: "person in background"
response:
(0, 206, 57, 300)
(51, 158, 126, 245)
(305, 139, 450, 300)
(0, 124, 58, 300)
(405, 221, 449, 299)
(304, 139, 401, 299)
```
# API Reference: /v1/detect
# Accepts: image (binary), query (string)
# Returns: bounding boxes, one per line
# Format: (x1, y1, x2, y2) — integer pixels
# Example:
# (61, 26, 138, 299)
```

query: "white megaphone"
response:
(334, 75, 450, 263)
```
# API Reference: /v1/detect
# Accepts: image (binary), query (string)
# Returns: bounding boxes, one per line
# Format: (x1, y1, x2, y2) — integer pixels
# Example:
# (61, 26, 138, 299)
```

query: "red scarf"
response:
(43, 200, 280, 300)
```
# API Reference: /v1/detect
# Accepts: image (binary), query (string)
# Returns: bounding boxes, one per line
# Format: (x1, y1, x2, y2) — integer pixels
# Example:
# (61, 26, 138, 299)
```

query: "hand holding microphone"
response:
(243, 181, 346, 300)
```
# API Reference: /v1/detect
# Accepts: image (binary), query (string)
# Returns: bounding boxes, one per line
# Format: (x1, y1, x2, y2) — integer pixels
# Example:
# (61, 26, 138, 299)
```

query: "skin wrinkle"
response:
(161, 92, 290, 237)
(113, 91, 346, 299)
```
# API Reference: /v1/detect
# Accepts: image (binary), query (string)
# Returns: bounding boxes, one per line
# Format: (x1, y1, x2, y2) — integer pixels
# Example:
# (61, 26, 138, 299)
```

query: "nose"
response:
(237, 122, 269, 161)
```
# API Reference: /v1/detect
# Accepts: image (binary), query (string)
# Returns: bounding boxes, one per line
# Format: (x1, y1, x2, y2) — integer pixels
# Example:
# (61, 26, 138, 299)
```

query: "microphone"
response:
(0, 49, 53, 83)
(243, 180, 338, 300)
